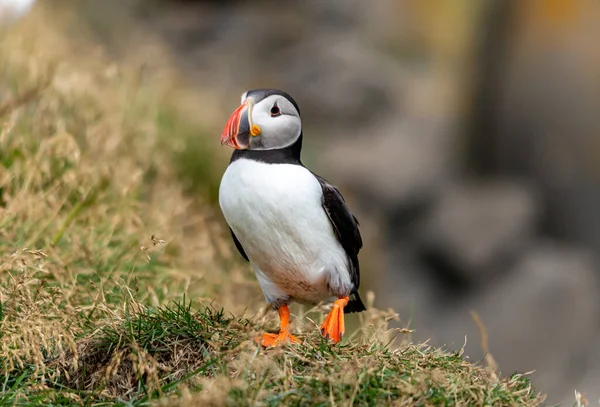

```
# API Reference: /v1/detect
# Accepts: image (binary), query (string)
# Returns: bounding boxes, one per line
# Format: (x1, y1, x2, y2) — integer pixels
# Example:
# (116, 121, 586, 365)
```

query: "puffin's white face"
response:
(221, 90, 302, 151)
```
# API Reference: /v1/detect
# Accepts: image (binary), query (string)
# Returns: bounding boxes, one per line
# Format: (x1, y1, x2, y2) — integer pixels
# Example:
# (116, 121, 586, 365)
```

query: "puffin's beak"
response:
(221, 100, 258, 149)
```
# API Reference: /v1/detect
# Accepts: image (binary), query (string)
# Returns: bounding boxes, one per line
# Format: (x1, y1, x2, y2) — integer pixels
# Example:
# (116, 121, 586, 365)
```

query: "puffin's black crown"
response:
(245, 89, 301, 116)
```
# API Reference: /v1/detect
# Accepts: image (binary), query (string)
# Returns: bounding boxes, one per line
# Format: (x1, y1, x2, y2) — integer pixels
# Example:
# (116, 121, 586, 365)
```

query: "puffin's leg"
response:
(320, 296, 349, 344)
(259, 305, 301, 347)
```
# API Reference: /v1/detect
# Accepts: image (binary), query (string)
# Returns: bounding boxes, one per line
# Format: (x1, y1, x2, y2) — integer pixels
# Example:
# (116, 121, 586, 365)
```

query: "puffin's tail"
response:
(344, 290, 366, 314)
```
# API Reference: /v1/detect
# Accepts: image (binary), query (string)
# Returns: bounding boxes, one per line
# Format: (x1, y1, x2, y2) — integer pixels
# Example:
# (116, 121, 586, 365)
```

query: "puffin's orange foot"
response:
(320, 297, 349, 344)
(257, 331, 301, 347)
(254, 305, 300, 347)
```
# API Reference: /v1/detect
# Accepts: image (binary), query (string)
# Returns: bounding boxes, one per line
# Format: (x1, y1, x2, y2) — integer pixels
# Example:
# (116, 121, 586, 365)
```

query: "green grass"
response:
(0, 4, 546, 407)
(0, 299, 543, 407)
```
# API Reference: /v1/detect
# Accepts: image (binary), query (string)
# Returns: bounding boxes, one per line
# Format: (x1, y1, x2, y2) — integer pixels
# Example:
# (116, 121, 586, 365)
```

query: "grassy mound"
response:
(4, 299, 543, 406)
(0, 4, 545, 407)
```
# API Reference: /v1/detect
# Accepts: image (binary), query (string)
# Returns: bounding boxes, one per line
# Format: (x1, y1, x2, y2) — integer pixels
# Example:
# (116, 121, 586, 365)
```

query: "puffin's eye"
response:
(270, 104, 281, 117)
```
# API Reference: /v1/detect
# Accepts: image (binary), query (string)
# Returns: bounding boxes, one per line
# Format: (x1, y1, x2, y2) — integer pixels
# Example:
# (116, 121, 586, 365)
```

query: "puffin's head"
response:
(221, 89, 301, 150)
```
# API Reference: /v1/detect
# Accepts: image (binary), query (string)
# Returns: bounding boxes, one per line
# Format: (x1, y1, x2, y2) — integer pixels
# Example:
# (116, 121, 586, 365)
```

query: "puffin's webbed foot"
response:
(320, 296, 349, 344)
(259, 331, 301, 347)
(256, 304, 301, 347)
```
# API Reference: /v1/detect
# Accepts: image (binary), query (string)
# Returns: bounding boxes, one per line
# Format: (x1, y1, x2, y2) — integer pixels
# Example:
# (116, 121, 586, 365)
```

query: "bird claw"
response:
(256, 331, 301, 347)
(320, 303, 345, 344)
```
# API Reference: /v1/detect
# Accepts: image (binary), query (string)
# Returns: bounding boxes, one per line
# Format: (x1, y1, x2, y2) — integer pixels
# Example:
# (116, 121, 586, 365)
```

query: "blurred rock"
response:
(318, 117, 453, 211)
(317, 65, 461, 212)
(273, 39, 396, 131)
(569, 347, 600, 407)
(375, 241, 436, 328)
(418, 181, 539, 283)
(304, 0, 371, 30)
(495, 46, 600, 259)
(139, 0, 400, 132)
(430, 242, 600, 403)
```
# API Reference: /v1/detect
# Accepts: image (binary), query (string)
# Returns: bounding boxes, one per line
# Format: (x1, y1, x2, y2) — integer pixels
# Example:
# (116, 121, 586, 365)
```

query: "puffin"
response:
(218, 89, 365, 346)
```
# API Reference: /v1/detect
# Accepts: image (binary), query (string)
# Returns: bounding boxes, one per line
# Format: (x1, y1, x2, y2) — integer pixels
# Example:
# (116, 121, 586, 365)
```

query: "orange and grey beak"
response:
(221, 100, 261, 149)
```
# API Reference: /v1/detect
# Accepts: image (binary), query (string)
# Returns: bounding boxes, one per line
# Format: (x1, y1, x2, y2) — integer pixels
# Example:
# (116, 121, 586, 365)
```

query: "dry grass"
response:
(0, 4, 546, 407)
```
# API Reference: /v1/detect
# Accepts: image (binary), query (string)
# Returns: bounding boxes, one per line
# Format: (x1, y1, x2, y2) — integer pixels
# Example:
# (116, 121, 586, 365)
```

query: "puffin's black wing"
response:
(230, 228, 249, 262)
(314, 174, 366, 313)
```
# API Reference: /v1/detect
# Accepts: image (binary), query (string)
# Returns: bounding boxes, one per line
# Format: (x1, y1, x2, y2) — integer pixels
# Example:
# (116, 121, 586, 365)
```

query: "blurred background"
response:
(6, 0, 600, 404)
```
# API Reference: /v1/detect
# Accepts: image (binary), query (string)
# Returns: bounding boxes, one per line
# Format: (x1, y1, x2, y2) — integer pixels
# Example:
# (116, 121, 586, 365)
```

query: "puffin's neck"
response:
(230, 133, 303, 165)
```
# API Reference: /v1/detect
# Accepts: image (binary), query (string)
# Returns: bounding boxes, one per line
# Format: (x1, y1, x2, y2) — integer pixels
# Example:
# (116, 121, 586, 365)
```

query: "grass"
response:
(0, 298, 544, 407)
(0, 4, 546, 407)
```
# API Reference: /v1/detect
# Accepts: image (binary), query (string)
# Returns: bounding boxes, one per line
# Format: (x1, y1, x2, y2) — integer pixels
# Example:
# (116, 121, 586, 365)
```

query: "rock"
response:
(567, 347, 600, 407)
(271, 38, 396, 131)
(304, 0, 371, 29)
(429, 243, 600, 404)
(139, 1, 399, 132)
(312, 62, 464, 212)
(417, 181, 539, 283)
(485, 5, 600, 265)
(317, 116, 455, 211)
(374, 242, 437, 328)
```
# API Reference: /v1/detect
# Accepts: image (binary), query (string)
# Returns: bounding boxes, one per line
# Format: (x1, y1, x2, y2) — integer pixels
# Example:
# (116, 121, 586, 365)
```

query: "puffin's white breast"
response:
(219, 158, 351, 303)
